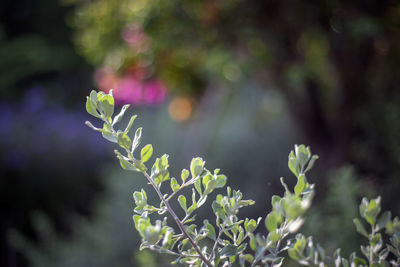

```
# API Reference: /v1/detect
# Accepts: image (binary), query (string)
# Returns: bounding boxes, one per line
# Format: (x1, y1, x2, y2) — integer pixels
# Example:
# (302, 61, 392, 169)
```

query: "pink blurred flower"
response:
(94, 67, 118, 89)
(143, 80, 167, 105)
(121, 23, 150, 53)
(95, 68, 167, 106)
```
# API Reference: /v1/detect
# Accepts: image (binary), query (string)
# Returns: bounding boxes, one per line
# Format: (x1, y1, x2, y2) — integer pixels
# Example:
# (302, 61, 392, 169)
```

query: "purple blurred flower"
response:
(0, 87, 109, 172)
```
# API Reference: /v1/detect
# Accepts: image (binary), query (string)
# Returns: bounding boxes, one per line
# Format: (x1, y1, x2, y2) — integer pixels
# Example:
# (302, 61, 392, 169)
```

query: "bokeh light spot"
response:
(168, 97, 192, 122)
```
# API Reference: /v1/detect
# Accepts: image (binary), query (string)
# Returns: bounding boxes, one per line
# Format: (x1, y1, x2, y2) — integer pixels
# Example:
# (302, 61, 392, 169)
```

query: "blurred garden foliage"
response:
(67, 0, 400, 185)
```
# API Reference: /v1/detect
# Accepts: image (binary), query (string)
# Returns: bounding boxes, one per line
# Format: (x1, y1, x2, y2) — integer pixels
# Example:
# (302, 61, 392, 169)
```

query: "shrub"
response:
(85, 90, 400, 267)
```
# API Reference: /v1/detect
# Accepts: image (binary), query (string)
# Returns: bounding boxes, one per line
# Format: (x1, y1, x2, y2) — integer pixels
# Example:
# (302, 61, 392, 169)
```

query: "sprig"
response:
(84, 90, 399, 267)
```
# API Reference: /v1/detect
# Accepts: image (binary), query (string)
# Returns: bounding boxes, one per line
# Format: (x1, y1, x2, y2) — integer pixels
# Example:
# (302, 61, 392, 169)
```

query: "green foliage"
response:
(85, 90, 400, 267)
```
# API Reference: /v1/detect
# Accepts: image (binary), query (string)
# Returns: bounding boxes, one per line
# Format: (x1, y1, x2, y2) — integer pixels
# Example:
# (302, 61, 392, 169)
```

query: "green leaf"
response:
(245, 219, 258, 233)
(131, 127, 142, 153)
(377, 211, 391, 231)
(271, 195, 281, 206)
(280, 177, 290, 194)
(112, 104, 130, 126)
(288, 151, 298, 177)
(178, 195, 187, 212)
(85, 121, 99, 131)
(267, 230, 281, 242)
(181, 169, 189, 183)
(86, 96, 101, 118)
(215, 175, 227, 188)
(141, 144, 153, 163)
(124, 115, 137, 134)
(294, 174, 306, 196)
(190, 157, 205, 178)
(265, 211, 279, 232)
(304, 155, 319, 173)
(353, 218, 368, 238)
(296, 145, 309, 169)
(220, 244, 238, 258)
(99, 93, 114, 118)
(203, 220, 216, 240)
(101, 123, 117, 143)
(116, 155, 139, 171)
(194, 178, 202, 195)
(117, 131, 131, 151)
(204, 179, 217, 195)
(202, 173, 213, 188)
(187, 189, 198, 214)
(249, 233, 256, 250)
(170, 178, 180, 192)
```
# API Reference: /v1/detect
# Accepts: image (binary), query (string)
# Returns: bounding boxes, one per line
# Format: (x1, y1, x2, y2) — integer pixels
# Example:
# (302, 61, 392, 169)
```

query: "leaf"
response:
(181, 169, 189, 183)
(116, 155, 139, 171)
(203, 220, 216, 240)
(280, 177, 290, 194)
(265, 212, 279, 232)
(101, 123, 117, 143)
(85, 121, 99, 131)
(204, 179, 217, 195)
(268, 230, 280, 242)
(124, 115, 137, 134)
(194, 178, 202, 195)
(117, 131, 131, 151)
(296, 145, 309, 169)
(99, 93, 114, 118)
(86, 96, 101, 118)
(288, 151, 298, 177)
(304, 155, 319, 173)
(141, 144, 153, 163)
(190, 157, 205, 178)
(294, 174, 306, 196)
(245, 219, 258, 233)
(377, 211, 391, 231)
(202, 173, 213, 188)
(112, 104, 130, 125)
(220, 244, 237, 258)
(131, 127, 142, 153)
(215, 175, 227, 188)
(170, 178, 180, 192)
(178, 195, 187, 212)
(249, 233, 256, 250)
(271, 195, 281, 206)
(353, 218, 368, 238)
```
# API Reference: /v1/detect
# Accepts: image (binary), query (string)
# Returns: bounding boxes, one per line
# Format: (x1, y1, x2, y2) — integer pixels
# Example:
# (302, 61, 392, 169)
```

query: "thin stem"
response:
(166, 176, 201, 202)
(142, 171, 213, 267)
(151, 245, 200, 258)
(209, 221, 226, 261)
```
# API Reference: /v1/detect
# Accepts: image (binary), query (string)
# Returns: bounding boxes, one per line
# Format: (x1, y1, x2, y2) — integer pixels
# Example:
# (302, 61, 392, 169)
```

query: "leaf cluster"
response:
(85, 91, 400, 267)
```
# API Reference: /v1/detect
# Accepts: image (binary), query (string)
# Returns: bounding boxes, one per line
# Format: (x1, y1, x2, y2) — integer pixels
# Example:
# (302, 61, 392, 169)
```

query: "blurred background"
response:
(1, 0, 400, 266)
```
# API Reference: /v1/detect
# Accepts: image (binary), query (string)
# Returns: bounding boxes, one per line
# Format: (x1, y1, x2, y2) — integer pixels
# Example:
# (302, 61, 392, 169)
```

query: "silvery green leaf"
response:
(294, 174, 306, 196)
(101, 123, 117, 143)
(178, 195, 187, 212)
(98, 92, 114, 119)
(170, 178, 180, 192)
(190, 157, 205, 178)
(86, 96, 101, 118)
(304, 155, 319, 173)
(377, 211, 391, 231)
(112, 104, 130, 126)
(181, 169, 189, 183)
(116, 155, 139, 171)
(85, 121, 99, 131)
(131, 127, 142, 153)
(124, 115, 137, 134)
(117, 131, 131, 151)
(141, 144, 153, 163)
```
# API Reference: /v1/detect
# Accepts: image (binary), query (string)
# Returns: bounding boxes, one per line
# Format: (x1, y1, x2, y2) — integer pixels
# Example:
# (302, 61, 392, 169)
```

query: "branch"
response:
(141, 171, 213, 267)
